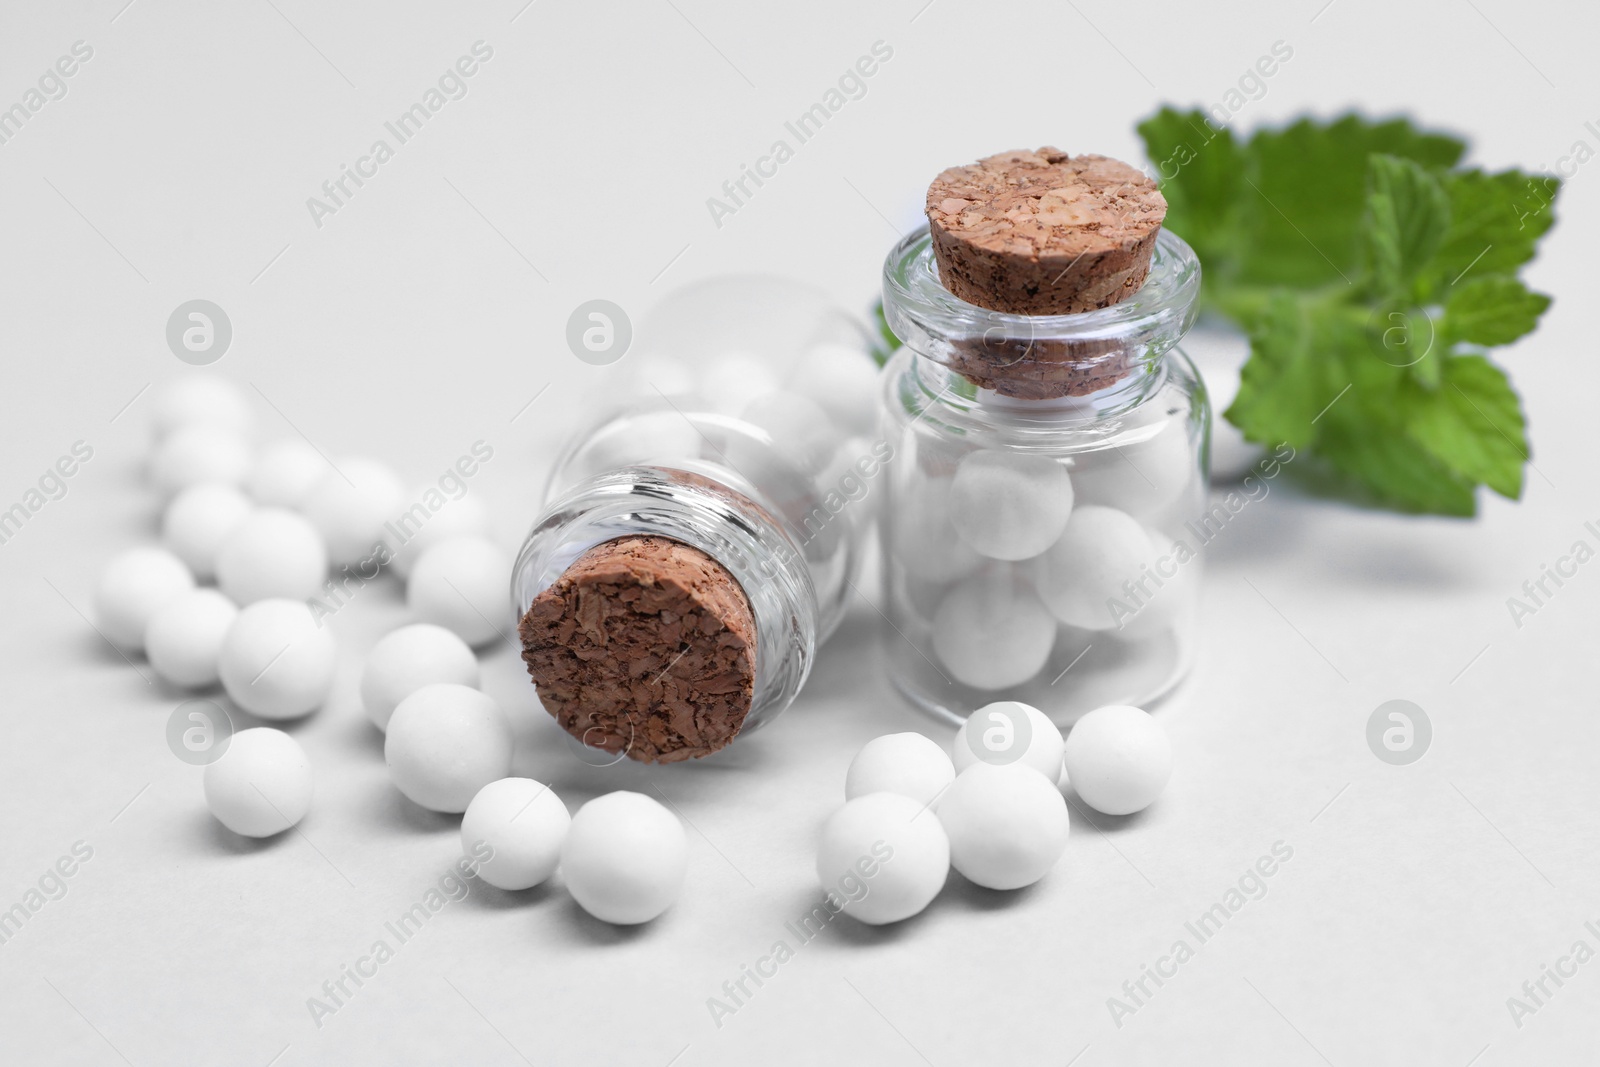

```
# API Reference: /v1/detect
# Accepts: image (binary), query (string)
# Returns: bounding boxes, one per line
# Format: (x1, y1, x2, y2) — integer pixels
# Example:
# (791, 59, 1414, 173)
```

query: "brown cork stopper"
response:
(518, 536, 757, 764)
(923, 148, 1167, 399)
(927, 148, 1166, 315)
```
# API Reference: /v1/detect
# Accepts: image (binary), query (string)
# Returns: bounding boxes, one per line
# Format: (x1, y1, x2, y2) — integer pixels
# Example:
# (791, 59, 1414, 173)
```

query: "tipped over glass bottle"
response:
(512, 278, 882, 763)
(877, 149, 1209, 726)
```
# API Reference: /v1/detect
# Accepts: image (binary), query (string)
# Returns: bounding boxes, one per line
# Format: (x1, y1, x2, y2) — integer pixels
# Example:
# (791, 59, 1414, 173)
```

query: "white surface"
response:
(2, 0, 1599, 1063)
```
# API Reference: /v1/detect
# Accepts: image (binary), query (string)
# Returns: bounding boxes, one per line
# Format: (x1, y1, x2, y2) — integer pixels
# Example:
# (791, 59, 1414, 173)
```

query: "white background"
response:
(1, 0, 1597, 1063)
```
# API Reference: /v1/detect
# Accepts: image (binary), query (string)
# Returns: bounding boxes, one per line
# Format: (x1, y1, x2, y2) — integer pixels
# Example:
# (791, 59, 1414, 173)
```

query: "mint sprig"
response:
(1138, 108, 1559, 516)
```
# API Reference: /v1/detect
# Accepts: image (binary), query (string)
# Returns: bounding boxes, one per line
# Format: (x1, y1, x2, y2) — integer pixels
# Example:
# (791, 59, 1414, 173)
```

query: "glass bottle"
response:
(877, 226, 1207, 727)
(511, 277, 882, 762)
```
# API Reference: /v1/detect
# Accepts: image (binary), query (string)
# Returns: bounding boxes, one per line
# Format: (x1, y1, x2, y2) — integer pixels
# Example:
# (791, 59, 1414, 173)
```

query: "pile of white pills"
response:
(819, 699, 1172, 923)
(90, 375, 531, 853)
(886, 421, 1201, 700)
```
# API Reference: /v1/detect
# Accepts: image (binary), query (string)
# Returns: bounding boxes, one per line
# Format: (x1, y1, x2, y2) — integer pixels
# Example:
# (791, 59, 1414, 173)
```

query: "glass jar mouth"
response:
(881, 226, 1202, 399)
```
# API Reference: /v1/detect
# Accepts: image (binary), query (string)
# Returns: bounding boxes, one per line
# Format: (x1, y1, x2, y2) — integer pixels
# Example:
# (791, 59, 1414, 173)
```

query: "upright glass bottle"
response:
(878, 226, 1207, 726)
(512, 277, 882, 762)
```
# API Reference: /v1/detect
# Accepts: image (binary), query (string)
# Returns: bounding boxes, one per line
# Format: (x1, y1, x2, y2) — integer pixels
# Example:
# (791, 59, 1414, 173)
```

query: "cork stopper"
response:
(518, 536, 757, 763)
(927, 148, 1166, 314)
(922, 149, 1167, 400)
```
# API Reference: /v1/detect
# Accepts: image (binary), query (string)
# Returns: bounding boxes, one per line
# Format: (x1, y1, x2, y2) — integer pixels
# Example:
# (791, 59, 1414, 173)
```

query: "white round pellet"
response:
(214, 508, 328, 605)
(952, 701, 1064, 781)
(1063, 704, 1173, 815)
(700, 353, 781, 413)
(247, 438, 328, 508)
(149, 424, 252, 497)
(738, 391, 838, 475)
(144, 588, 238, 689)
(931, 571, 1056, 690)
(359, 623, 479, 731)
(461, 778, 570, 891)
(562, 791, 688, 925)
(384, 683, 513, 813)
(218, 599, 336, 719)
(845, 733, 955, 808)
(302, 458, 404, 567)
(949, 450, 1074, 561)
(783, 342, 881, 436)
(936, 762, 1070, 890)
(1069, 420, 1194, 518)
(388, 491, 491, 579)
(1034, 506, 1163, 632)
(891, 478, 984, 583)
(816, 792, 949, 925)
(203, 727, 311, 838)
(162, 482, 253, 580)
(1115, 534, 1200, 640)
(149, 376, 254, 441)
(93, 546, 195, 651)
(407, 536, 512, 648)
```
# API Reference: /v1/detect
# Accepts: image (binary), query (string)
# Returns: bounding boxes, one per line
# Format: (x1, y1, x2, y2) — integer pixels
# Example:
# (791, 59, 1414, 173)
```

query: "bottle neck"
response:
(882, 226, 1200, 405)
(512, 466, 819, 738)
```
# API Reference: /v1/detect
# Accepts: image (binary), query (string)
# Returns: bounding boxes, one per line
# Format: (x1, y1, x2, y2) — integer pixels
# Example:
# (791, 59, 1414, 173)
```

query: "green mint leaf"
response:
(1135, 108, 1248, 282)
(1441, 276, 1552, 347)
(1225, 291, 1349, 449)
(1315, 410, 1479, 516)
(1362, 154, 1450, 300)
(1232, 114, 1465, 290)
(1404, 354, 1528, 499)
(1427, 168, 1561, 290)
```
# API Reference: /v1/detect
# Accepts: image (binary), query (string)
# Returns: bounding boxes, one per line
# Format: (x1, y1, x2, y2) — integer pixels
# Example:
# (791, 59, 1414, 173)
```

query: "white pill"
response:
(247, 438, 328, 508)
(203, 727, 311, 838)
(94, 546, 194, 651)
(932, 571, 1056, 690)
(461, 778, 570, 891)
(937, 762, 1070, 890)
(388, 491, 491, 579)
(952, 701, 1065, 781)
(144, 588, 238, 689)
(302, 458, 404, 567)
(1034, 506, 1161, 632)
(149, 424, 252, 497)
(1069, 420, 1193, 518)
(385, 683, 512, 813)
(783, 342, 881, 437)
(407, 536, 512, 648)
(1115, 534, 1200, 640)
(845, 733, 955, 808)
(949, 450, 1074, 561)
(149, 376, 254, 441)
(816, 792, 949, 925)
(700, 353, 781, 413)
(360, 623, 479, 731)
(162, 482, 253, 580)
(738, 391, 838, 475)
(215, 507, 328, 605)
(562, 791, 688, 925)
(891, 478, 984, 582)
(218, 599, 336, 719)
(1063, 704, 1173, 815)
